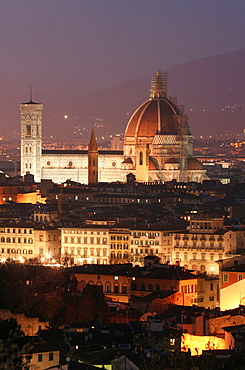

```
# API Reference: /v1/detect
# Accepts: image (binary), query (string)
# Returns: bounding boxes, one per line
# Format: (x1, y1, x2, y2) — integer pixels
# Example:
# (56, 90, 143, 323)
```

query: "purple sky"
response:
(0, 0, 244, 138)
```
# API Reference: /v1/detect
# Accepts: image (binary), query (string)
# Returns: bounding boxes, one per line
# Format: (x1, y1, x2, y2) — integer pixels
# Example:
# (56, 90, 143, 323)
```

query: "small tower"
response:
(20, 90, 43, 182)
(88, 125, 98, 184)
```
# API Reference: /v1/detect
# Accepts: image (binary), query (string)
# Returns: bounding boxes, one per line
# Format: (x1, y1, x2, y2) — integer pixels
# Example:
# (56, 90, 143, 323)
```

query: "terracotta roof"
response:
(125, 98, 181, 138)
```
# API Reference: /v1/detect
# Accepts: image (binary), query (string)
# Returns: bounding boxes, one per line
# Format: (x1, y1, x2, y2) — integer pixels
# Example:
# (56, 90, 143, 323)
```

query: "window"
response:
(122, 285, 127, 294)
(26, 125, 31, 136)
(238, 274, 243, 281)
(170, 338, 176, 346)
(38, 354, 42, 362)
(210, 283, 213, 291)
(114, 284, 119, 293)
(223, 273, 229, 282)
(139, 151, 143, 165)
(49, 353, 53, 361)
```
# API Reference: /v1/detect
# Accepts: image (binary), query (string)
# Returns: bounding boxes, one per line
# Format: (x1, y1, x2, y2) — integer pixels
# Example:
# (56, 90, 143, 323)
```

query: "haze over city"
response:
(0, 0, 245, 140)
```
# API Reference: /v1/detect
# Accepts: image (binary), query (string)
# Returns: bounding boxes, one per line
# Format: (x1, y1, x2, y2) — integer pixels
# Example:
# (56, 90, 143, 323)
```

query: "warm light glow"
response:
(45, 253, 51, 259)
(181, 333, 225, 355)
(19, 257, 25, 263)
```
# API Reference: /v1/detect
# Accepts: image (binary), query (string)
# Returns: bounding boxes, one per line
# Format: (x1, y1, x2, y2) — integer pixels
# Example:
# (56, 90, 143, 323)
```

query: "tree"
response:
(0, 318, 33, 370)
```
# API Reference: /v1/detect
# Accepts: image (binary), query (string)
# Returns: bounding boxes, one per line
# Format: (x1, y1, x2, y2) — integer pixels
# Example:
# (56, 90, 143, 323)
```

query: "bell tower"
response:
(20, 93, 43, 182)
(88, 125, 98, 184)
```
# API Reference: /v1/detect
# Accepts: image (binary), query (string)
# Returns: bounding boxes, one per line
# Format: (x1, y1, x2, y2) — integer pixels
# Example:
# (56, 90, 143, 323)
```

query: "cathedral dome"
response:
(124, 71, 186, 140)
(125, 98, 180, 138)
(187, 157, 204, 170)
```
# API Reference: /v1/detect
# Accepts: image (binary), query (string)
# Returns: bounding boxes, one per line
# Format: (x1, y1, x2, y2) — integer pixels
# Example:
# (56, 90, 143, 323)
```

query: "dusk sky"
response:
(0, 0, 245, 137)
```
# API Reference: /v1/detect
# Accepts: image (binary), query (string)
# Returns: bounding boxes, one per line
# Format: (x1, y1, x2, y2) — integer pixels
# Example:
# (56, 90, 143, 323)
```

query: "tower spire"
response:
(88, 124, 98, 184)
(150, 70, 167, 98)
(88, 123, 98, 152)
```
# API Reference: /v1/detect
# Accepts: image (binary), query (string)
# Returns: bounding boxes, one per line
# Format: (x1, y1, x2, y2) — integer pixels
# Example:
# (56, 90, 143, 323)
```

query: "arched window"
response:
(139, 151, 143, 165)
(141, 283, 146, 291)
(26, 125, 31, 136)
(1, 237, 5, 242)
(6, 238, 11, 243)
(105, 282, 111, 293)
(28, 250, 33, 254)
(148, 284, 153, 291)
(122, 284, 127, 294)
(200, 265, 206, 273)
(114, 284, 119, 293)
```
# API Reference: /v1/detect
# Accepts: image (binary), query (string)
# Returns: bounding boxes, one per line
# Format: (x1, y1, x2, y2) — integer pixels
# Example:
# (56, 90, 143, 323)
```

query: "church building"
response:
(20, 71, 207, 184)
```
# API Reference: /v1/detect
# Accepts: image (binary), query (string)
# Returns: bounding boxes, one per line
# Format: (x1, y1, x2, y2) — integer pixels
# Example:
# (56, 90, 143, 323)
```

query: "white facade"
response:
(20, 72, 208, 185)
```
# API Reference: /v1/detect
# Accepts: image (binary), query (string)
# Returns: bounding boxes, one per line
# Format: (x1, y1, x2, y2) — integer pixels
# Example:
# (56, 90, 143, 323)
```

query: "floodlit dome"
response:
(124, 71, 190, 140)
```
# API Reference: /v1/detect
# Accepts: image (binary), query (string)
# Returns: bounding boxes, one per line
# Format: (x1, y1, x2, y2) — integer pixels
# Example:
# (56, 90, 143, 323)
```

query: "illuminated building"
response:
(171, 217, 245, 274)
(0, 221, 60, 263)
(20, 71, 208, 184)
(61, 219, 112, 265)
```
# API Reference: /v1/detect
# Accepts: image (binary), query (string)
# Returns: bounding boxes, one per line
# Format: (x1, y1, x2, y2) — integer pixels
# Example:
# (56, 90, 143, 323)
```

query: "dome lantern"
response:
(150, 70, 167, 99)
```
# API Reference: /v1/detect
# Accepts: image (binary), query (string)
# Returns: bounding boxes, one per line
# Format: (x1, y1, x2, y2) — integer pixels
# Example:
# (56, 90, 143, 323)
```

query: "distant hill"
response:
(0, 49, 245, 141)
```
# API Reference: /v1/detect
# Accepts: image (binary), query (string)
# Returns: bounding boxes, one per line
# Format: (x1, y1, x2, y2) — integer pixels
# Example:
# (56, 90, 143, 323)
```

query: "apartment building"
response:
(60, 219, 114, 265)
(0, 221, 61, 263)
(171, 218, 245, 274)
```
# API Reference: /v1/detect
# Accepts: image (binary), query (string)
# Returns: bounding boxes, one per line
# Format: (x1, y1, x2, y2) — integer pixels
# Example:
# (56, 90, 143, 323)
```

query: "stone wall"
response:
(0, 309, 48, 336)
